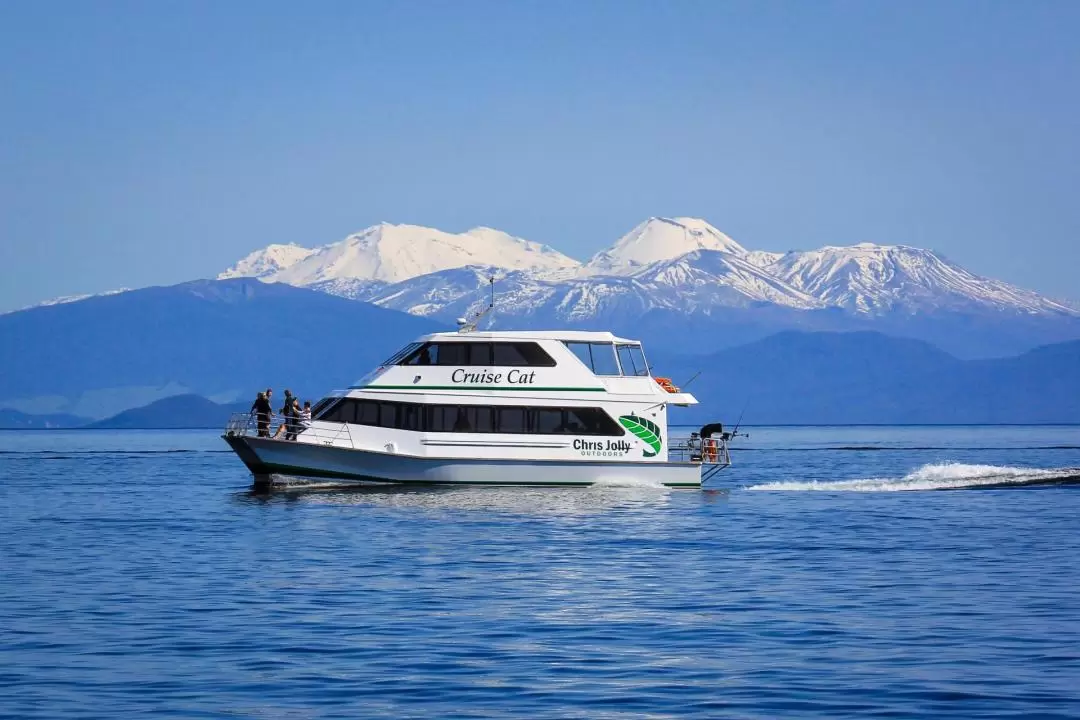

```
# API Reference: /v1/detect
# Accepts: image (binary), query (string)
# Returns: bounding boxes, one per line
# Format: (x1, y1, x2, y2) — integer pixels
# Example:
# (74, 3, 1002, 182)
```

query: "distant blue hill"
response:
(3, 280, 1078, 425)
(85, 332, 1080, 429)
(0, 278, 442, 418)
(659, 331, 1080, 425)
(86, 394, 248, 429)
(0, 408, 90, 429)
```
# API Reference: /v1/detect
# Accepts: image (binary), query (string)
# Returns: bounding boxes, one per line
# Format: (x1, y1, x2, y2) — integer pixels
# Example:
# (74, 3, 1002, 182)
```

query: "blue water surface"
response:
(2, 426, 1080, 718)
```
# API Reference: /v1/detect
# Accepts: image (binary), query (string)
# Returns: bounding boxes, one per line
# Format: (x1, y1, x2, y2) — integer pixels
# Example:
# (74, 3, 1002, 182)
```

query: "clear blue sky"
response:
(2, 0, 1078, 311)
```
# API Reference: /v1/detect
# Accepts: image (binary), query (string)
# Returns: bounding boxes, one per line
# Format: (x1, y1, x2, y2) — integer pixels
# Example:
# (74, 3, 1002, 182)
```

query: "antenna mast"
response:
(457, 275, 496, 333)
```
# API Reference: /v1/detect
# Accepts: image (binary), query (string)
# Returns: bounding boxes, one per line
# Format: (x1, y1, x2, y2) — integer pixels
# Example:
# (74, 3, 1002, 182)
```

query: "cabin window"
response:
(568, 342, 620, 375)
(452, 408, 471, 432)
(311, 397, 338, 418)
(497, 407, 527, 434)
(426, 405, 456, 432)
(533, 408, 563, 434)
(382, 342, 422, 366)
(378, 402, 398, 429)
(400, 341, 555, 367)
(590, 343, 621, 375)
(616, 344, 650, 377)
(467, 406, 496, 433)
(564, 342, 594, 370)
(565, 341, 621, 376)
(403, 344, 435, 366)
(435, 343, 467, 366)
(566, 407, 611, 434)
(358, 403, 373, 425)
(399, 403, 421, 432)
(315, 399, 625, 436)
(466, 343, 493, 366)
(492, 342, 556, 367)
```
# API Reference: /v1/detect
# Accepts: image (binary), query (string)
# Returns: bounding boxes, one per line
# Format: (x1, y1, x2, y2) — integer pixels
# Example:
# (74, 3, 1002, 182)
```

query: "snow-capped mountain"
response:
(360, 251, 824, 326)
(217, 216, 1080, 356)
(583, 217, 746, 276)
(219, 243, 315, 280)
(626, 250, 824, 310)
(765, 243, 1077, 316)
(743, 250, 785, 268)
(219, 222, 579, 286)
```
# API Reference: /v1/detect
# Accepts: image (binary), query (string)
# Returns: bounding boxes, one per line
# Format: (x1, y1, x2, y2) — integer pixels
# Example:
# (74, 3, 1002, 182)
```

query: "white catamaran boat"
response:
(223, 325, 732, 489)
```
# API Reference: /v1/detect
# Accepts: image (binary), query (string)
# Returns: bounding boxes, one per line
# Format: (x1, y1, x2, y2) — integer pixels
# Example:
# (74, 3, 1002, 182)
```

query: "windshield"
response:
(382, 342, 422, 366)
(563, 341, 622, 376)
(616, 344, 650, 376)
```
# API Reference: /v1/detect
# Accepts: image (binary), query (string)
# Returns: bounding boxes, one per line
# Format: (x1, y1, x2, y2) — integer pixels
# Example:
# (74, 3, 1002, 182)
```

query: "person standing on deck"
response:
(286, 397, 302, 440)
(250, 390, 272, 437)
(275, 389, 295, 440)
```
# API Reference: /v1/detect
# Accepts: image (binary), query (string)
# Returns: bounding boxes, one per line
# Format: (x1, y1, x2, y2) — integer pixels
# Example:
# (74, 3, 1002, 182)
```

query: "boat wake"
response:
(590, 475, 670, 490)
(745, 462, 1080, 492)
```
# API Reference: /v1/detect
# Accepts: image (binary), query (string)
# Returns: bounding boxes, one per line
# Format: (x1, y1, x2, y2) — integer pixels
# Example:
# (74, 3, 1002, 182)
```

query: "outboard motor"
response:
(700, 422, 724, 439)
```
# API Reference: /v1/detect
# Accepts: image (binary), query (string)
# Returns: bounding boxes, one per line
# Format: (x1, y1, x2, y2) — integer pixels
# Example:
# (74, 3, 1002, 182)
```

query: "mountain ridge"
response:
(221, 222, 580, 286)
(0, 278, 441, 418)
(217, 216, 1079, 324)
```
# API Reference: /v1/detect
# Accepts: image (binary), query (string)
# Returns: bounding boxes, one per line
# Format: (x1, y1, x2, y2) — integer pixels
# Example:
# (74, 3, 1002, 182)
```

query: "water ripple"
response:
(2, 428, 1080, 718)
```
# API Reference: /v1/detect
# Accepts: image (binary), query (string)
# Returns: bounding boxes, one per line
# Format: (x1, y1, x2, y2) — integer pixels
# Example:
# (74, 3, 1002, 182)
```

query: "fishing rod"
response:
(680, 370, 702, 391)
(725, 398, 751, 440)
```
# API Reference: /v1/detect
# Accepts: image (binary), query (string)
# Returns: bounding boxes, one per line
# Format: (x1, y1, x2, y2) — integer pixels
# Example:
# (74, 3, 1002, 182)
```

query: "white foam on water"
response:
(745, 462, 1080, 492)
(269, 475, 373, 491)
(590, 475, 670, 490)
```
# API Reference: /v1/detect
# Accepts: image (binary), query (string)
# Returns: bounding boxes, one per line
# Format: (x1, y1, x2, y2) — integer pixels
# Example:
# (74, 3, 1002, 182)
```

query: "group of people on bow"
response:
(249, 388, 312, 439)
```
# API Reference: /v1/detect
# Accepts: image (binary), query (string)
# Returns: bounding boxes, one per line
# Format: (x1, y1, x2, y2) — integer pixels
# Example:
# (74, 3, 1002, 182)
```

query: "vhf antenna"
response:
(457, 275, 496, 333)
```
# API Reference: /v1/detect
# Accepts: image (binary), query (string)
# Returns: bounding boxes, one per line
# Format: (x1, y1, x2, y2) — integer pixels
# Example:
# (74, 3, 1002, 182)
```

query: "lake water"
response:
(3, 426, 1080, 718)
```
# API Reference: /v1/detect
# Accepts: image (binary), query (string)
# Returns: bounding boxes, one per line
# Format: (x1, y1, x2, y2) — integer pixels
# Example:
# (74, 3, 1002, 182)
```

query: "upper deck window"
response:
(316, 398, 624, 436)
(616, 344, 650, 377)
(399, 341, 555, 367)
(563, 341, 622, 376)
(382, 342, 422, 366)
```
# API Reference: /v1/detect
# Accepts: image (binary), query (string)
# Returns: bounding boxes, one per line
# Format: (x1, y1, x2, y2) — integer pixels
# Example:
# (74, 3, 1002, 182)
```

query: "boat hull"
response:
(223, 435, 703, 488)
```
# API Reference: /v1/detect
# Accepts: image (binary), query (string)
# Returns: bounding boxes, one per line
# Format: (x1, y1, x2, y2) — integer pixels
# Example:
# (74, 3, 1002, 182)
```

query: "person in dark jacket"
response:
(250, 390, 273, 437)
(274, 389, 295, 439)
(287, 397, 303, 440)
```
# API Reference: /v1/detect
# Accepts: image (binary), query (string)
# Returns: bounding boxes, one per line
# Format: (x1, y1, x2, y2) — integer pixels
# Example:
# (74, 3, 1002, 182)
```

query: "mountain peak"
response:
(583, 217, 746, 276)
(223, 223, 581, 286)
(218, 243, 314, 280)
(770, 243, 1077, 316)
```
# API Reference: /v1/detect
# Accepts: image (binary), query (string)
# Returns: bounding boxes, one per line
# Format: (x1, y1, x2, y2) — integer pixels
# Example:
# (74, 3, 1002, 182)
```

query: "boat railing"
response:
(668, 435, 731, 467)
(224, 412, 357, 448)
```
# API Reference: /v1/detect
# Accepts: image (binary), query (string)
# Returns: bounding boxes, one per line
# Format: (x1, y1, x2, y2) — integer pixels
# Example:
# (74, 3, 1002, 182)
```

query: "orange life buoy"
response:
(655, 377, 680, 393)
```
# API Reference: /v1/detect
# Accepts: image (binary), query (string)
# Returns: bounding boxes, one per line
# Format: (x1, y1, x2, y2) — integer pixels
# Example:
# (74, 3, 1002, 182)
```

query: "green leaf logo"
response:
(618, 414, 662, 458)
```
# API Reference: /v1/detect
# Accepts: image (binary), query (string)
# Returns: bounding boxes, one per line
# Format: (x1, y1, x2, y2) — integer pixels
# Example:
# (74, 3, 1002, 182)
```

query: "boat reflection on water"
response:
(233, 474, 720, 515)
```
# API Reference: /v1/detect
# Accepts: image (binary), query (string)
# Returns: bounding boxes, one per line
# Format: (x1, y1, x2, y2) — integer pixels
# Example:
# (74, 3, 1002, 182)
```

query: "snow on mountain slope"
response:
(583, 217, 746, 276)
(631, 250, 825, 310)
(239, 223, 580, 286)
(218, 244, 314, 279)
(743, 250, 784, 268)
(216, 218, 1079, 328)
(361, 249, 824, 327)
(767, 243, 1079, 316)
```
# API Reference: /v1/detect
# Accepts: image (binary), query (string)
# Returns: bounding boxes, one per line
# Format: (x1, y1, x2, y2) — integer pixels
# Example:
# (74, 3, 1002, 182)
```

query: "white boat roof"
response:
(421, 330, 638, 343)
